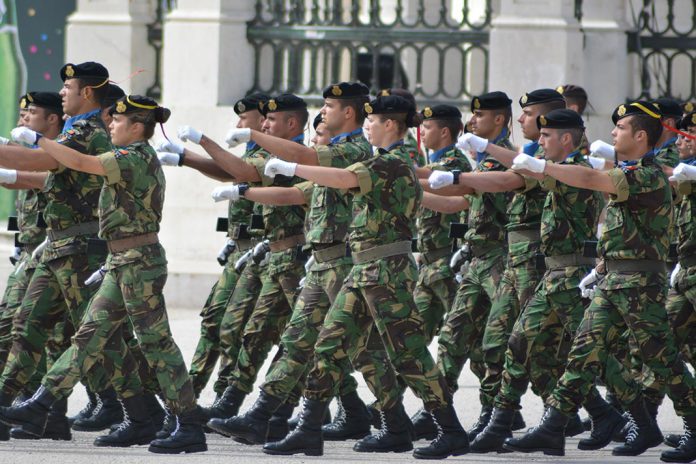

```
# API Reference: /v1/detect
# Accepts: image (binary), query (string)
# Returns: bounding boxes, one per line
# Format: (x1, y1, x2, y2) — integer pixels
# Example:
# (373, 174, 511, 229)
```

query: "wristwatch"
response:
(451, 169, 460, 184)
(238, 183, 250, 197)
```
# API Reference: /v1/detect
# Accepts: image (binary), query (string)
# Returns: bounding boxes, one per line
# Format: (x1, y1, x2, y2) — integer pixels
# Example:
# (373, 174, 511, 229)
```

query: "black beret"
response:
(234, 92, 270, 115)
(679, 112, 696, 130)
(519, 88, 565, 108)
(652, 97, 683, 118)
(378, 88, 417, 107)
(259, 93, 307, 117)
(536, 109, 584, 130)
(312, 113, 323, 130)
(555, 85, 588, 101)
(611, 100, 662, 124)
(363, 95, 415, 117)
(109, 95, 158, 116)
(60, 61, 109, 84)
(421, 104, 461, 121)
(102, 84, 126, 109)
(471, 91, 512, 112)
(322, 82, 369, 99)
(18, 94, 28, 109)
(26, 91, 63, 114)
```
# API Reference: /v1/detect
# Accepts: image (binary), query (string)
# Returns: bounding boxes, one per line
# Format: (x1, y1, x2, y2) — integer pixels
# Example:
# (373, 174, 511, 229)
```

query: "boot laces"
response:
(526, 407, 551, 434)
(170, 416, 181, 437)
(679, 422, 693, 447)
(472, 408, 489, 429)
(330, 399, 346, 427)
(16, 387, 47, 408)
(90, 396, 105, 418)
(373, 411, 388, 439)
(430, 417, 445, 444)
(114, 400, 131, 432)
(623, 413, 639, 444)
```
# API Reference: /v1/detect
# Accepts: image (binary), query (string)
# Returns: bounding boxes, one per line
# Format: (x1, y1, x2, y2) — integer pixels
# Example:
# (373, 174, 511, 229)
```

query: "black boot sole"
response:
(94, 435, 156, 447)
(412, 446, 469, 459)
(577, 415, 627, 451)
(263, 446, 323, 456)
(502, 443, 564, 456)
(148, 442, 208, 454)
(354, 443, 413, 453)
(0, 414, 45, 437)
(10, 428, 71, 441)
(323, 429, 371, 441)
(612, 436, 663, 457)
(660, 452, 696, 463)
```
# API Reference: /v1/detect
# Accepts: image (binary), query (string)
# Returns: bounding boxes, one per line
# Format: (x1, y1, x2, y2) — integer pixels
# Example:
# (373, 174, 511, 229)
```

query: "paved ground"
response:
(0, 306, 688, 464)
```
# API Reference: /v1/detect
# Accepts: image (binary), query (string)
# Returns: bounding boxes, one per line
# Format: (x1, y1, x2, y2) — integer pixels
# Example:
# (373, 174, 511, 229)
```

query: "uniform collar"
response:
(63, 108, 101, 132)
(291, 134, 305, 145)
(245, 141, 258, 151)
(429, 144, 454, 163)
(330, 127, 362, 145)
(619, 149, 655, 168)
(378, 139, 404, 155)
(522, 140, 540, 157)
(683, 156, 696, 166)
(657, 136, 677, 151)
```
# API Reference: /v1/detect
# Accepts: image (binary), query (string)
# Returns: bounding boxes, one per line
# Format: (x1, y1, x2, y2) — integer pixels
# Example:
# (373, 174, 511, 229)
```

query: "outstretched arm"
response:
(243, 186, 306, 206)
(295, 164, 358, 189)
(200, 135, 261, 182)
(0, 144, 59, 171)
(251, 130, 319, 165)
(37, 138, 105, 175)
(543, 162, 616, 194)
(422, 192, 470, 213)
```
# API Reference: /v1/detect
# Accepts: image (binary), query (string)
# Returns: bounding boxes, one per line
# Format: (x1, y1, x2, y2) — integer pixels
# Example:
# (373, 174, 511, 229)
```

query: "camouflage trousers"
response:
(226, 254, 304, 395)
(437, 248, 506, 394)
(641, 264, 696, 406)
(42, 248, 197, 414)
(0, 253, 132, 398)
(188, 252, 245, 397)
(548, 283, 696, 417)
(215, 259, 266, 392)
(479, 258, 543, 406)
(263, 257, 400, 408)
(305, 255, 450, 411)
(494, 268, 588, 410)
(414, 256, 457, 342)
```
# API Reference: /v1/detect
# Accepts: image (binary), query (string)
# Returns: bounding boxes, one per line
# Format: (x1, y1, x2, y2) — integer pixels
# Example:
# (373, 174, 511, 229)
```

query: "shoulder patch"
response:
(115, 149, 129, 158)
(622, 165, 638, 172)
(482, 161, 493, 169)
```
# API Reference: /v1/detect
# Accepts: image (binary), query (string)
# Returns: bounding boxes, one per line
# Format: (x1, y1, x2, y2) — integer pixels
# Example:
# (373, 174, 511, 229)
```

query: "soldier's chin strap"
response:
(662, 121, 696, 140)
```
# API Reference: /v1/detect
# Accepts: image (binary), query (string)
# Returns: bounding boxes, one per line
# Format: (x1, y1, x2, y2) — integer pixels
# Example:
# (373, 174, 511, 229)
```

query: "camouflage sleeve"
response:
(97, 152, 121, 185)
(345, 161, 373, 195)
(294, 180, 315, 204)
(509, 170, 539, 192)
(244, 157, 274, 187)
(314, 143, 364, 169)
(677, 180, 694, 197)
(607, 167, 630, 203)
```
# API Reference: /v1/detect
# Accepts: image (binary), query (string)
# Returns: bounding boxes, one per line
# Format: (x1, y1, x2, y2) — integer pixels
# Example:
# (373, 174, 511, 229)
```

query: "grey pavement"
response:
(0, 306, 688, 464)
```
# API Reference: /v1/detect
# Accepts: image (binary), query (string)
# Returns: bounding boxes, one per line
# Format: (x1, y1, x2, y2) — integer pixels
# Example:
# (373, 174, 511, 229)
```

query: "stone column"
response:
(65, 0, 156, 94)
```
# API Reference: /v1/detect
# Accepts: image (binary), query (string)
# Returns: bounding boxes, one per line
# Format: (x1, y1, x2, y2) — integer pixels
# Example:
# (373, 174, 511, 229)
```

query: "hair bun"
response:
(155, 107, 171, 124)
(407, 111, 423, 128)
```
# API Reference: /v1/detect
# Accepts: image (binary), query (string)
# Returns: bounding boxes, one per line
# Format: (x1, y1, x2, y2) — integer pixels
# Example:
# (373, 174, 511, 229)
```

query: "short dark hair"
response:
(77, 77, 109, 107)
(625, 114, 662, 147)
(34, 105, 65, 131)
(536, 100, 566, 115)
(557, 127, 585, 147)
(285, 109, 309, 128)
(337, 95, 369, 125)
(432, 119, 464, 143)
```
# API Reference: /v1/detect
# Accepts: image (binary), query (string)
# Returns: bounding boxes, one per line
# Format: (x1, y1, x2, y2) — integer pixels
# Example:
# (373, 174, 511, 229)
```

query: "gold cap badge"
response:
(268, 100, 277, 111)
(19, 98, 27, 109)
(236, 102, 246, 113)
(617, 105, 626, 117)
(686, 102, 694, 113)
(692, 113, 696, 125)
(116, 101, 127, 113)
(380, 89, 390, 97)
(423, 107, 433, 118)
(539, 115, 547, 126)
(26, 93, 34, 103)
(331, 85, 342, 97)
(555, 85, 564, 94)
(65, 65, 75, 77)
(521, 94, 528, 104)
(364, 103, 373, 114)
(473, 98, 480, 109)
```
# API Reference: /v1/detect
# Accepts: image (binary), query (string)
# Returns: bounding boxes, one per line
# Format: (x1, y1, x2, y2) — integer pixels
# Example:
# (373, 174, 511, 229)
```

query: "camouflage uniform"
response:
(262, 131, 400, 408)
(41, 140, 197, 413)
(223, 144, 307, 395)
(414, 146, 471, 341)
(493, 152, 602, 410)
(547, 153, 696, 417)
(437, 136, 513, 395)
(0, 113, 137, 399)
(476, 142, 546, 405)
(188, 144, 264, 397)
(304, 143, 450, 411)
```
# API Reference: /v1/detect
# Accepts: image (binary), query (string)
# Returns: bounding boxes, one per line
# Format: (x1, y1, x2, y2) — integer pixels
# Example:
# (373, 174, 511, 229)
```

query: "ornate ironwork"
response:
(627, 0, 696, 101)
(146, 0, 177, 99)
(247, 1, 492, 106)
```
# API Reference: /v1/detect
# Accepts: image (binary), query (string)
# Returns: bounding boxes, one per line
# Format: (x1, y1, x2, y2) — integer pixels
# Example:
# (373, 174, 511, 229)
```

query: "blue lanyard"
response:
(330, 127, 362, 145)
(63, 108, 101, 132)
(429, 144, 454, 163)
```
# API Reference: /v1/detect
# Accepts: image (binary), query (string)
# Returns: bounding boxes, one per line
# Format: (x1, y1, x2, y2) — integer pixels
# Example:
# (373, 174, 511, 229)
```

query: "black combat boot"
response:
(578, 394, 627, 450)
(367, 401, 381, 429)
(470, 407, 516, 453)
(665, 434, 684, 448)
(502, 406, 568, 456)
(322, 391, 371, 440)
(0, 392, 12, 441)
(266, 401, 295, 442)
(207, 391, 283, 444)
(565, 412, 585, 437)
(95, 395, 157, 447)
(512, 409, 526, 431)
(72, 387, 123, 431)
(411, 408, 437, 440)
(148, 405, 207, 454)
(467, 405, 492, 442)
(156, 403, 176, 439)
(0, 386, 56, 437)
(206, 385, 246, 420)
(413, 404, 469, 459)
(354, 402, 413, 453)
(263, 399, 327, 456)
(144, 393, 167, 431)
(10, 396, 72, 441)
(288, 401, 330, 430)
(68, 387, 97, 426)
(660, 415, 696, 463)
(612, 397, 663, 456)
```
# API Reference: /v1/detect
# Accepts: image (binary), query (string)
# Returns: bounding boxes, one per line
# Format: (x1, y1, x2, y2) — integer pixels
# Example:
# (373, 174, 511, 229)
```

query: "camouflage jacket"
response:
(16, 188, 47, 245)
(227, 144, 264, 240)
(654, 137, 679, 168)
(675, 176, 696, 267)
(598, 153, 673, 290)
(98, 140, 165, 268)
(42, 112, 110, 262)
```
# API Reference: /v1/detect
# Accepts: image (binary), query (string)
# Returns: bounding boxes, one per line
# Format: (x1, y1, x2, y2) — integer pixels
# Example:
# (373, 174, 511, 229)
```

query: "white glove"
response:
(304, 255, 316, 273)
(0, 169, 17, 184)
(31, 238, 48, 261)
(11, 127, 39, 145)
(211, 185, 240, 202)
(669, 163, 696, 182)
(155, 139, 184, 155)
(157, 152, 181, 167)
(298, 276, 306, 288)
(264, 158, 297, 178)
(587, 156, 606, 170)
(511, 153, 546, 173)
(224, 128, 251, 148)
(456, 133, 489, 153)
(11, 246, 21, 262)
(0, 136, 9, 145)
(177, 125, 203, 144)
(590, 140, 615, 161)
(579, 269, 598, 299)
(428, 170, 454, 189)
(234, 249, 252, 273)
(85, 266, 107, 285)
(670, 263, 681, 288)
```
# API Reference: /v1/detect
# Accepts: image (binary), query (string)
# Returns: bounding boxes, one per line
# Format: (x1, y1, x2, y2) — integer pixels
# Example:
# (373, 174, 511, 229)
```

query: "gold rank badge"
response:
(65, 65, 75, 77)
(617, 105, 626, 117)
(116, 101, 127, 113)
(521, 94, 528, 104)
(268, 100, 277, 111)
(423, 107, 433, 118)
(331, 85, 342, 96)
(364, 102, 373, 114)
(539, 115, 547, 126)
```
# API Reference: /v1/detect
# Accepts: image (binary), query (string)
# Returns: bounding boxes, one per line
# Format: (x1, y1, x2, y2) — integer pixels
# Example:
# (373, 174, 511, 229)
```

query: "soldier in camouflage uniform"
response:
(0, 63, 143, 440)
(177, 94, 308, 422)
(469, 109, 629, 453)
(503, 102, 696, 463)
(377, 88, 426, 166)
(208, 83, 412, 450)
(258, 95, 469, 459)
(156, 92, 270, 399)
(0, 95, 208, 454)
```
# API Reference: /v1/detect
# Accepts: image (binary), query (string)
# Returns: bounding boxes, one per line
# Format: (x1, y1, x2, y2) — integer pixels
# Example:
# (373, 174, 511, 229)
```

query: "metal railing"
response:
(246, 0, 492, 106)
(146, 0, 177, 99)
(627, 0, 696, 101)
